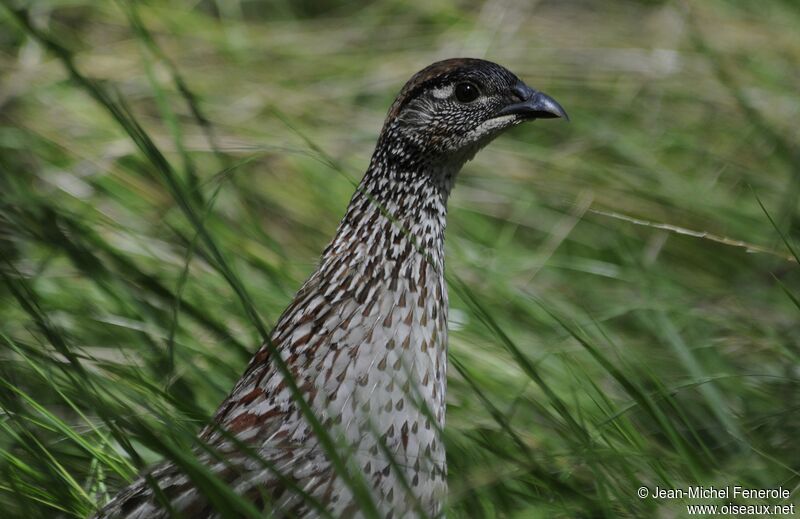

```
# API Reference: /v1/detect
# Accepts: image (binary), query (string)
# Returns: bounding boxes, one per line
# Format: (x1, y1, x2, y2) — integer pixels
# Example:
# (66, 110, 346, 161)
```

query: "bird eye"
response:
(454, 82, 480, 103)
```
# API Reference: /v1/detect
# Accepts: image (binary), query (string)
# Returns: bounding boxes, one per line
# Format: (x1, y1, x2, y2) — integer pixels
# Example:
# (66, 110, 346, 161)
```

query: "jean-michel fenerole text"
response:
(651, 486, 791, 500)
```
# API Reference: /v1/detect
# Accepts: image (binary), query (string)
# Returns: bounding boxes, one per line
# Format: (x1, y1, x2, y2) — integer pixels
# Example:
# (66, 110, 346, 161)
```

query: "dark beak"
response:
(495, 82, 569, 121)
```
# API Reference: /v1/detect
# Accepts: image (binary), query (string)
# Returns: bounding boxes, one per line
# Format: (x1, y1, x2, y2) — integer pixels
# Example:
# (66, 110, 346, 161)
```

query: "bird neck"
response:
(323, 134, 463, 272)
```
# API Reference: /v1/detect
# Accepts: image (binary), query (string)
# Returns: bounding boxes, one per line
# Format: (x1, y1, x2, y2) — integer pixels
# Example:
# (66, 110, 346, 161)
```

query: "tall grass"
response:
(1, 0, 798, 517)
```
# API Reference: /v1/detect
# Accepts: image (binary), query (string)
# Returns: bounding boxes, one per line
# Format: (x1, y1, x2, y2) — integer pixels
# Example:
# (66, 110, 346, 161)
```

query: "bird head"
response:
(381, 58, 567, 165)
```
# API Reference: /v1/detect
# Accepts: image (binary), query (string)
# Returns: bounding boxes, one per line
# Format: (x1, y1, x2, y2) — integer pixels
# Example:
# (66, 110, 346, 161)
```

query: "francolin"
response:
(96, 58, 567, 519)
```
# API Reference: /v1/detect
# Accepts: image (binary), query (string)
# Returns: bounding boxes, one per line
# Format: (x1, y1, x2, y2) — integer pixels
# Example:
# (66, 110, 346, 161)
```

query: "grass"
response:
(1, 0, 799, 517)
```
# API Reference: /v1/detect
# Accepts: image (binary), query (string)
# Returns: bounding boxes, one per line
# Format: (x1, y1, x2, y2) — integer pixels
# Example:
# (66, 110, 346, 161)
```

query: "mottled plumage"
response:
(95, 58, 566, 519)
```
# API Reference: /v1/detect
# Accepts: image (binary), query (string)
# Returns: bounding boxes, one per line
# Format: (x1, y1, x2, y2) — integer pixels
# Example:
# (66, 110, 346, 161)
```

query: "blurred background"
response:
(0, 0, 798, 517)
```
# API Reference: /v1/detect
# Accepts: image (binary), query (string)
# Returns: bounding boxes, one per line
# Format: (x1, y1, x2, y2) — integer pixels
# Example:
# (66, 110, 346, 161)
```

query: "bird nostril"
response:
(512, 83, 533, 102)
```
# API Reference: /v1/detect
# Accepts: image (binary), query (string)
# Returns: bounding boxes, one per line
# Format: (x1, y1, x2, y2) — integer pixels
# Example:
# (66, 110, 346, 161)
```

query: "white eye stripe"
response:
(430, 84, 454, 99)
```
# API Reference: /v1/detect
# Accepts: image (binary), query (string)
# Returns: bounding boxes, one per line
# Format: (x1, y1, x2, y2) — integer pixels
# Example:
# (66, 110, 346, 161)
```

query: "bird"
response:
(95, 57, 567, 519)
